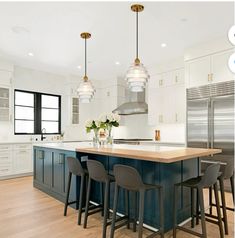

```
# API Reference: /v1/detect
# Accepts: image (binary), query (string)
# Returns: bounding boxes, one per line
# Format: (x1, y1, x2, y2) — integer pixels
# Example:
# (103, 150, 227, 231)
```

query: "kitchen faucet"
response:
(41, 128, 46, 141)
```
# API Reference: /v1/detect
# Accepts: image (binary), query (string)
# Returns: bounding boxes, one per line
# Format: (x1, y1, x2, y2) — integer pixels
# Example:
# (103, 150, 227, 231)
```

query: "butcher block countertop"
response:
(76, 144, 222, 163)
(33, 142, 221, 163)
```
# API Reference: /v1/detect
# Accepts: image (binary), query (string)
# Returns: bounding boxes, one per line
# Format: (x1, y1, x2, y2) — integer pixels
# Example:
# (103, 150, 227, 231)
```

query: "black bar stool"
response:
(110, 164, 164, 238)
(202, 160, 234, 235)
(64, 156, 88, 225)
(83, 160, 115, 238)
(173, 163, 224, 238)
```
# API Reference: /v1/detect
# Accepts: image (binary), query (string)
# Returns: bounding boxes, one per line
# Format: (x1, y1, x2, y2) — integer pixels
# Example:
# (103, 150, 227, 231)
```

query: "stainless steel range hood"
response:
(112, 90, 148, 115)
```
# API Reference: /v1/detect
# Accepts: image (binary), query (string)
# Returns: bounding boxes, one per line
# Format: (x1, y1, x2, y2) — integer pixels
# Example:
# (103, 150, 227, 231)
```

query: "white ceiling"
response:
(0, 1, 233, 80)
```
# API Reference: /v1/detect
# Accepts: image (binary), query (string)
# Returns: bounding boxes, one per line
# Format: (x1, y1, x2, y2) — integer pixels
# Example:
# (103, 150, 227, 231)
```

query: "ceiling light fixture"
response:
(115, 61, 120, 65)
(28, 52, 34, 57)
(77, 32, 95, 103)
(161, 43, 167, 48)
(77, 65, 81, 69)
(126, 4, 149, 92)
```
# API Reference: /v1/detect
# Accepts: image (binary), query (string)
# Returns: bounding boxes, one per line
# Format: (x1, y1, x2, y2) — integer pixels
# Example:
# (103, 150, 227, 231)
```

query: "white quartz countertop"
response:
(33, 141, 184, 152)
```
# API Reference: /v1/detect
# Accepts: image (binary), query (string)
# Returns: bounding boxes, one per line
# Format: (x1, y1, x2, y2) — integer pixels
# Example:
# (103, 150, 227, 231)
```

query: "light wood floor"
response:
(0, 176, 234, 238)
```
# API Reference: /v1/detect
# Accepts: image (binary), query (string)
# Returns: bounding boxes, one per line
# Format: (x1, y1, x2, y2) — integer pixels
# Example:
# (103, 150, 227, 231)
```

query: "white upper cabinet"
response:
(211, 49, 234, 83)
(187, 56, 211, 88)
(186, 49, 234, 88)
(148, 68, 185, 126)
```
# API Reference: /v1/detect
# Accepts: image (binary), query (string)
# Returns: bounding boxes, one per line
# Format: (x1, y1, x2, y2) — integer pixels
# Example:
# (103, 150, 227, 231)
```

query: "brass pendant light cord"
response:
(85, 38, 87, 78)
(136, 11, 138, 60)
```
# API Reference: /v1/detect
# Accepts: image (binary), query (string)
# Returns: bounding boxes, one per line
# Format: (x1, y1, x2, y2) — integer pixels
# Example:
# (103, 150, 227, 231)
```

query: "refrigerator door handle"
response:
(211, 99, 214, 149)
(207, 100, 210, 149)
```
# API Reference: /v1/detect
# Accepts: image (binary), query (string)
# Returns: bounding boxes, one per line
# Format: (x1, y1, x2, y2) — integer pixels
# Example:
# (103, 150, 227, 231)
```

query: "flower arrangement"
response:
(85, 113, 121, 145)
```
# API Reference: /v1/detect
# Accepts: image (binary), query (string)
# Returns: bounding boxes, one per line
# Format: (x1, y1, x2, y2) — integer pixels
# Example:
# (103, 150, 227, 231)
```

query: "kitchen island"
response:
(33, 142, 221, 232)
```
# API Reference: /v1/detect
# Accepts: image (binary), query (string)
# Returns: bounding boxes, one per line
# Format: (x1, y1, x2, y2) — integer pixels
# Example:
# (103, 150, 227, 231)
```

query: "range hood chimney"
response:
(112, 90, 148, 115)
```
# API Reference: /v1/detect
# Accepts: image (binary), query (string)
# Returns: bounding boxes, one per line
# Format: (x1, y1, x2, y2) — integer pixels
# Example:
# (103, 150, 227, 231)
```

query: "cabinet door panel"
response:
(13, 150, 31, 173)
(35, 149, 44, 183)
(211, 49, 234, 83)
(52, 153, 65, 195)
(188, 56, 211, 87)
(43, 150, 52, 188)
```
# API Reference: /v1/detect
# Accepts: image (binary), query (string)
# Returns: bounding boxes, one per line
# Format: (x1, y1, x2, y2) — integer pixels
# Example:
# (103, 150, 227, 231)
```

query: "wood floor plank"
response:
(0, 176, 234, 238)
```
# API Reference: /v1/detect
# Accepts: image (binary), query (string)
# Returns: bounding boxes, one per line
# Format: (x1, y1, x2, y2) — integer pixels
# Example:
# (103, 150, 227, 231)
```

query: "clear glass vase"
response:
(93, 129, 100, 147)
(106, 124, 113, 145)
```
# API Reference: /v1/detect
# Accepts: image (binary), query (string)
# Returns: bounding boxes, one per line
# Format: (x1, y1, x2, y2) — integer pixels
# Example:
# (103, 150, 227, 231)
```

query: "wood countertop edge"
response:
(75, 147, 222, 163)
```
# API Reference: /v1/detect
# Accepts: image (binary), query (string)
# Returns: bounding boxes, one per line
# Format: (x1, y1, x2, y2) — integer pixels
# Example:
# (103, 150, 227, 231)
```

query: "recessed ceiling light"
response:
(161, 43, 167, 48)
(181, 18, 188, 22)
(77, 65, 81, 69)
(115, 61, 120, 65)
(28, 52, 34, 57)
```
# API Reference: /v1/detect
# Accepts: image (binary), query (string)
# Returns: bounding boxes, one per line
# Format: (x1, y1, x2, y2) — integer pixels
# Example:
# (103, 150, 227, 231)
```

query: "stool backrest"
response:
(200, 163, 220, 188)
(67, 157, 84, 176)
(113, 164, 144, 191)
(223, 159, 234, 180)
(87, 160, 108, 182)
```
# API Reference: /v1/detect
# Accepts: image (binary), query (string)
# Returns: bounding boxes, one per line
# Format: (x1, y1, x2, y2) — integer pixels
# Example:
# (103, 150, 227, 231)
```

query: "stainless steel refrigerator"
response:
(187, 80, 234, 190)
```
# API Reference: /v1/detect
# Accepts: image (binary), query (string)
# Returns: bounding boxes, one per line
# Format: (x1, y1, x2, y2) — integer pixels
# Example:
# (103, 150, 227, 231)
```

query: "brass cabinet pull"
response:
(208, 74, 210, 81)
(210, 73, 213, 81)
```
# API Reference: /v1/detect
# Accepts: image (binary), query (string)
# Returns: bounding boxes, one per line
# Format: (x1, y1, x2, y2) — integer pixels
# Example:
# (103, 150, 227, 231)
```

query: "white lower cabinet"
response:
(0, 147, 12, 176)
(0, 143, 32, 178)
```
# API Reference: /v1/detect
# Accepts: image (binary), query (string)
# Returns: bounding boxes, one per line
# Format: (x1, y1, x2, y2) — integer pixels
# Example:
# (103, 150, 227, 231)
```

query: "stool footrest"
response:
(176, 225, 204, 237)
(210, 202, 235, 212)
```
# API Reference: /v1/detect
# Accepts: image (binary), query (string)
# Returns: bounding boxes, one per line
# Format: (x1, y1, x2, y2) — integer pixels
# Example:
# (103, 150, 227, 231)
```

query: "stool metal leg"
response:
(191, 187, 195, 228)
(102, 181, 109, 238)
(125, 190, 130, 229)
(133, 191, 137, 232)
(83, 177, 91, 228)
(198, 187, 207, 238)
(110, 183, 119, 238)
(78, 174, 84, 225)
(218, 177, 228, 235)
(230, 174, 234, 204)
(196, 189, 199, 225)
(214, 183, 224, 238)
(100, 182, 104, 216)
(159, 186, 164, 238)
(173, 185, 178, 238)
(64, 172, 72, 216)
(138, 189, 145, 238)
(209, 186, 213, 215)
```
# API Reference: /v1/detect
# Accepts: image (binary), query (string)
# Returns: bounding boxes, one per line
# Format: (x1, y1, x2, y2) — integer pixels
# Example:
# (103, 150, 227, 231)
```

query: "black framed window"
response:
(14, 90, 61, 135)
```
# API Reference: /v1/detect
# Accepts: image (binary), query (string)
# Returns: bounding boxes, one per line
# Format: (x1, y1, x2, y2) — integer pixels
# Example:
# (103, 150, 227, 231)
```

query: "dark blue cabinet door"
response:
(34, 149, 44, 183)
(52, 152, 65, 195)
(43, 149, 52, 188)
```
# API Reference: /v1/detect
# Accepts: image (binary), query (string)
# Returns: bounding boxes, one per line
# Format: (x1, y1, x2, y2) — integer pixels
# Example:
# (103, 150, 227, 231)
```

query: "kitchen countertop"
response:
(33, 142, 221, 163)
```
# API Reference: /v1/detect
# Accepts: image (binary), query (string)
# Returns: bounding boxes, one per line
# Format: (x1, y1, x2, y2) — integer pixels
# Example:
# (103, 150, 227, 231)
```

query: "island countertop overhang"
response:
(32, 142, 222, 163)
(76, 146, 222, 163)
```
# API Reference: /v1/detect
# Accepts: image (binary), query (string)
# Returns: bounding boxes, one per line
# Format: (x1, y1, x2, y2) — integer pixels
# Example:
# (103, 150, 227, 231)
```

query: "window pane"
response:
(15, 91, 34, 107)
(15, 120, 34, 133)
(15, 106, 34, 120)
(41, 121, 59, 133)
(42, 95, 59, 108)
(42, 108, 58, 121)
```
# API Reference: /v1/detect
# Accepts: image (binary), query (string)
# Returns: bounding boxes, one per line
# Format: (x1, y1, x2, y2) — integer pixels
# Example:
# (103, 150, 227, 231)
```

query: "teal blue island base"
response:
(33, 145, 200, 233)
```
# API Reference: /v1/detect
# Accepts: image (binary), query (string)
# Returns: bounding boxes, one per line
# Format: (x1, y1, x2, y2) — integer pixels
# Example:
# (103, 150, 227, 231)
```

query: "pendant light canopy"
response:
(77, 32, 95, 103)
(126, 4, 149, 92)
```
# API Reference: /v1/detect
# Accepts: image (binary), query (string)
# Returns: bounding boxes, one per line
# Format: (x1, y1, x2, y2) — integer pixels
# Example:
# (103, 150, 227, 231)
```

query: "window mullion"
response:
(35, 93, 41, 134)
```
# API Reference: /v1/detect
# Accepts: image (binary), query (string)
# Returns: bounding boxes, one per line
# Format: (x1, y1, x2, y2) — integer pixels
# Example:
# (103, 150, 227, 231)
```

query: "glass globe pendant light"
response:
(77, 32, 95, 103)
(126, 4, 149, 92)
